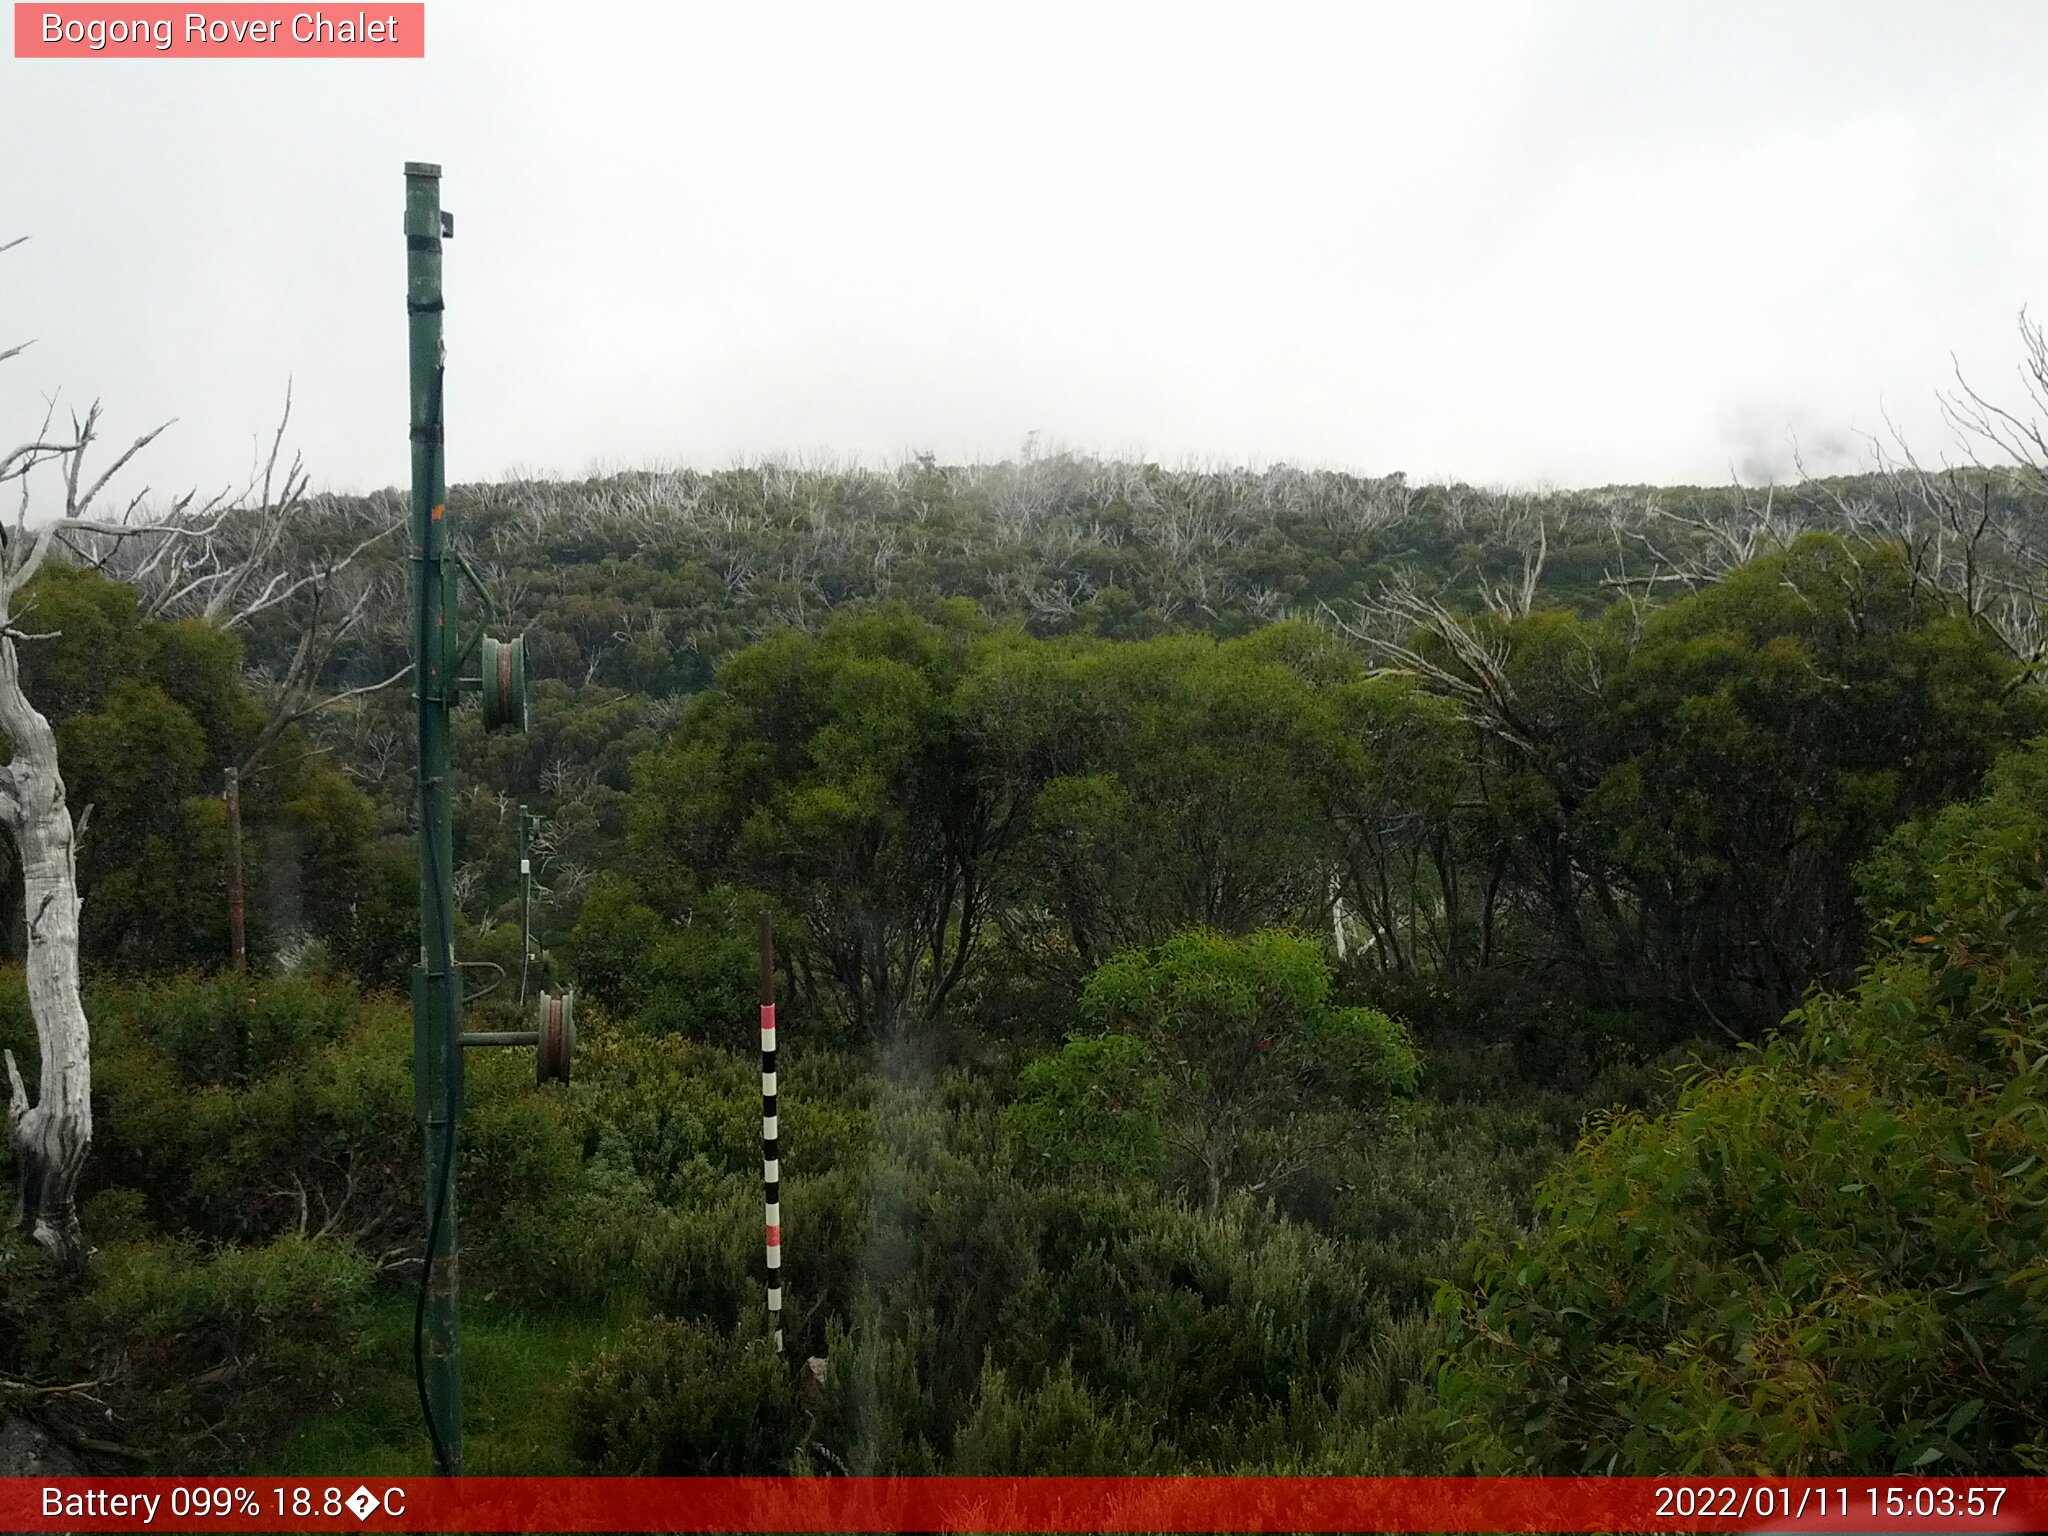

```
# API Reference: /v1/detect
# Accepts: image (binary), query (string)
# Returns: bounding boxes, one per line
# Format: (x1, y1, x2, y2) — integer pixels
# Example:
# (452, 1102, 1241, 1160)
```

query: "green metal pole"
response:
(406, 159, 463, 1477)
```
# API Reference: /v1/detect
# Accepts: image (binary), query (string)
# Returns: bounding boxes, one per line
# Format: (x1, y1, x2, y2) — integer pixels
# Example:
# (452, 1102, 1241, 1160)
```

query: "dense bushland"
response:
(2, 461, 2044, 1477)
(1435, 737, 2048, 1474)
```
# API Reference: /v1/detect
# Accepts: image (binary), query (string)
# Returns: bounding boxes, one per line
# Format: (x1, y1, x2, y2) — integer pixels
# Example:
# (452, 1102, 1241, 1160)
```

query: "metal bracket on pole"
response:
(460, 991, 575, 1083)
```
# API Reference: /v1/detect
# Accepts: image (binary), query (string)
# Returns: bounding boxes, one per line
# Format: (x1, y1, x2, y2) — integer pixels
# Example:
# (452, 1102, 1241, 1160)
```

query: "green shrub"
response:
(77, 970, 584, 1302)
(568, 874, 757, 1039)
(1005, 1033, 1165, 1181)
(1434, 736, 2048, 1474)
(83, 975, 416, 1251)
(953, 1359, 1163, 1472)
(1076, 929, 1419, 1209)
(633, 1185, 759, 1333)
(97, 971, 357, 1086)
(0, 1234, 71, 1415)
(805, 1312, 944, 1474)
(575, 1030, 759, 1208)
(457, 1046, 590, 1305)
(75, 1234, 373, 1469)
(568, 1317, 794, 1473)
(996, 1186, 1386, 1465)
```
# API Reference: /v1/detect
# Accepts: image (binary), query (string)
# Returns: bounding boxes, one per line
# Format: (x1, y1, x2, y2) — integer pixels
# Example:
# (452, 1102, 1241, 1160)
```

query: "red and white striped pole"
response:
(758, 912, 783, 1354)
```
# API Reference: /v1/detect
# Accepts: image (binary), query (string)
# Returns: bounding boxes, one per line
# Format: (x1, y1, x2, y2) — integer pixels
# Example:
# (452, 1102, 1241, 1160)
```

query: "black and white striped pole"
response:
(758, 912, 783, 1354)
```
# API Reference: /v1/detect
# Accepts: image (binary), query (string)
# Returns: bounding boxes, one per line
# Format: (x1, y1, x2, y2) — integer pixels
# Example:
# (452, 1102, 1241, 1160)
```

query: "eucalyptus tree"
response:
(1069, 928, 1420, 1212)
(962, 628, 1340, 969)
(0, 236, 399, 1262)
(1604, 309, 2048, 673)
(0, 237, 183, 1262)
(1332, 533, 2033, 1028)
(631, 603, 1027, 1040)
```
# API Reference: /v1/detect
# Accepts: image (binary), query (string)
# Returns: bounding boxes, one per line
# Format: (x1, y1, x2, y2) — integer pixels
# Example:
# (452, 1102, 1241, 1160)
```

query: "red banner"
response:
(2, 1476, 2046, 1532)
(13, 4, 424, 58)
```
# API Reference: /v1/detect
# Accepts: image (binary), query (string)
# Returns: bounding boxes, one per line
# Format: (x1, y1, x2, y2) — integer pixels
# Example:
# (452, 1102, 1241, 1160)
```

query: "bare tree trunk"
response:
(0, 632, 92, 1270)
(3, 240, 347, 1272)
(224, 767, 246, 971)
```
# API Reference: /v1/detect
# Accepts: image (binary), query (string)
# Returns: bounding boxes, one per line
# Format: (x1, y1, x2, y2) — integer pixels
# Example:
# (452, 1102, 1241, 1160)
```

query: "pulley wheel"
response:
(536, 990, 575, 1085)
(481, 634, 529, 733)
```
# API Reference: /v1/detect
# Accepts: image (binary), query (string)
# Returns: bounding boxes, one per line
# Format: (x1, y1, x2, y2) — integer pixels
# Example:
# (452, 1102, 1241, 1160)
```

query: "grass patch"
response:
(272, 1295, 632, 1476)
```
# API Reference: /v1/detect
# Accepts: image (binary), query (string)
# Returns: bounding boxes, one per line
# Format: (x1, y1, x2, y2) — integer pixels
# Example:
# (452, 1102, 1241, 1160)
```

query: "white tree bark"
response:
(0, 610, 92, 1267)
(0, 244, 200, 1268)
(2, 236, 397, 1266)
(0, 239, 95, 1266)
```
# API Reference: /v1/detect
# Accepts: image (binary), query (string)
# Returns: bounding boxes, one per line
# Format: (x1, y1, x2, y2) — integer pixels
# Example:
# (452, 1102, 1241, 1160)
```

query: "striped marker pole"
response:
(759, 912, 782, 1354)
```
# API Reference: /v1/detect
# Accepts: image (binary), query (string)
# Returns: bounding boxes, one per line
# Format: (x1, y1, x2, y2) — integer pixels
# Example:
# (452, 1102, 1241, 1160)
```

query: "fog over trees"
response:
(4, 221, 2048, 1474)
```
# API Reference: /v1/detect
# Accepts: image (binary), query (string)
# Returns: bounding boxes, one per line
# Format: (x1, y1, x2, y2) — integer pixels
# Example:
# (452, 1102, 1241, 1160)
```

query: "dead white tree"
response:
(1, 235, 403, 1259)
(1475, 511, 1549, 620)
(0, 569, 94, 1264)
(0, 241, 191, 1261)
(1944, 306, 2048, 503)
(1621, 479, 1806, 590)
(1831, 315, 2048, 669)
(1790, 419, 2045, 672)
(1325, 575, 1544, 756)
(1613, 311, 2048, 664)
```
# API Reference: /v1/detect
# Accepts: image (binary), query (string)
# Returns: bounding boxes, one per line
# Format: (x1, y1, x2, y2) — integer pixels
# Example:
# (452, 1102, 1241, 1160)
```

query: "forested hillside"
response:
(3, 452, 2045, 1476)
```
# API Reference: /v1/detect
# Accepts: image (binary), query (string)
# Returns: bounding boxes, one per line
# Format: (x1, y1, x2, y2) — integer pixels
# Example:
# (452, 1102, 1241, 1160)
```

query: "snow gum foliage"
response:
(1436, 736, 2048, 1474)
(1056, 930, 1420, 1207)
(6, 475, 2047, 1477)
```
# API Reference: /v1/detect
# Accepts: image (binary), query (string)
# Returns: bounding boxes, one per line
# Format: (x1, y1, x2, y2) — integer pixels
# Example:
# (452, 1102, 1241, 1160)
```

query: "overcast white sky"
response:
(4, 1, 2046, 498)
